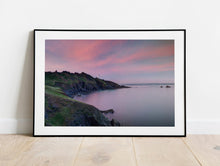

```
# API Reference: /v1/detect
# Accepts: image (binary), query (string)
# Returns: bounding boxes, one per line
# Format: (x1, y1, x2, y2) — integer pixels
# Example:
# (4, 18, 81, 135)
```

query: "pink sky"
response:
(45, 40, 174, 84)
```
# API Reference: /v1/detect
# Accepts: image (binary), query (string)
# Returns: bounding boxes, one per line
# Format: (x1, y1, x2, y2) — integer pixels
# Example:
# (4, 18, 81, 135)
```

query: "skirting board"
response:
(0, 119, 220, 134)
(187, 119, 220, 135)
(0, 119, 33, 134)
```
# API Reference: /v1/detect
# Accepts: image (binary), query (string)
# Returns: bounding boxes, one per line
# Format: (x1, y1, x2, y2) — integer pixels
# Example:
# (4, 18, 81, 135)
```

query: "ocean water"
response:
(74, 84, 174, 126)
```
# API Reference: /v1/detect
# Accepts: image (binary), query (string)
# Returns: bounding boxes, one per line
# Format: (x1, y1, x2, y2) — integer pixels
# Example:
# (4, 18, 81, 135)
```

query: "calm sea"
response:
(74, 84, 174, 126)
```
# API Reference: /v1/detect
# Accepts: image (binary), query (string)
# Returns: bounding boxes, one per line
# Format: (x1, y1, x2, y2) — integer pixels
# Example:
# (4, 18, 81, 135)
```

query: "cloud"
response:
(45, 40, 174, 83)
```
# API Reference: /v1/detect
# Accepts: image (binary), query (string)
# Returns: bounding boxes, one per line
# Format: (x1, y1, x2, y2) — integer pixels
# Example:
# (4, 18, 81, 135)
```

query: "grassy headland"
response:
(45, 71, 129, 97)
(45, 71, 127, 126)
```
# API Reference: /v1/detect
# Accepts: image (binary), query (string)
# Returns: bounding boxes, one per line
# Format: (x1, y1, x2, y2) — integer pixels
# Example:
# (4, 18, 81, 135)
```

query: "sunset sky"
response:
(45, 40, 174, 84)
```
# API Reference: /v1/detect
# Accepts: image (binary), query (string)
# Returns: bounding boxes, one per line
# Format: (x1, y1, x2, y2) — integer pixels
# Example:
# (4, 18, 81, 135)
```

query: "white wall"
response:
(0, 0, 220, 134)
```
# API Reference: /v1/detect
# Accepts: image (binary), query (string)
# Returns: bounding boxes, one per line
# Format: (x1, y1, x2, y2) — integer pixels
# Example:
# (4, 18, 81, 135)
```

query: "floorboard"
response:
(183, 135, 220, 166)
(133, 137, 200, 166)
(74, 137, 137, 166)
(0, 135, 82, 166)
(1, 135, 220, 166)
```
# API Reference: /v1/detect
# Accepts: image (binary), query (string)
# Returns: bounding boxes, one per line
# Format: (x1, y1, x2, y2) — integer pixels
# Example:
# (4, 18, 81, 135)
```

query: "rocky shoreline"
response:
(45, 71, 125, 126)
(46, 71, 129, 98)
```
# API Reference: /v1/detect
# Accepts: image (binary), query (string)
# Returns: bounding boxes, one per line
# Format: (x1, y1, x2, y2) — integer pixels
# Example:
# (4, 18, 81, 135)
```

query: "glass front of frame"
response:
(34, 30, 185, 136)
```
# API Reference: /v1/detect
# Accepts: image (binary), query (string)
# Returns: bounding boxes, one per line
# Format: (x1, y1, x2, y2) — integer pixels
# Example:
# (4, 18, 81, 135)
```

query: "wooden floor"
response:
(0, 135, 220, 166)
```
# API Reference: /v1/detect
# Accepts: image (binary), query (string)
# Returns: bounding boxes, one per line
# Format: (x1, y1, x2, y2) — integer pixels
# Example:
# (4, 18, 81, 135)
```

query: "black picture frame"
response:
(33, 29, 186, 137)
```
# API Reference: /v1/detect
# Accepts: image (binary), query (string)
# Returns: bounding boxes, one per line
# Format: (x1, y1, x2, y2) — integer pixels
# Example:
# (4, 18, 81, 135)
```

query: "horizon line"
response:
(122, 83, 174, 85)
(45, 70, 174, 85)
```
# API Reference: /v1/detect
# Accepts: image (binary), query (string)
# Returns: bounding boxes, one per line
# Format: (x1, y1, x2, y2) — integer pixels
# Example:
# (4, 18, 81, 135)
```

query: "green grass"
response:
(97, 78, 107, 86)
(45, 86, 74, 126)
(45, 85, 73, 101)
(48, 106, 73, 126)
(45, 85, 87, 105)
(45, 85, 90, 126)
(49, 112, 65, 125)
(78, 76, 87, 82)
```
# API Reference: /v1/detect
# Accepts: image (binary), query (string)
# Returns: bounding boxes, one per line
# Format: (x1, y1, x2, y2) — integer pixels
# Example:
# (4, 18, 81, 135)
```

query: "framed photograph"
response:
(34, 29, 186, 136)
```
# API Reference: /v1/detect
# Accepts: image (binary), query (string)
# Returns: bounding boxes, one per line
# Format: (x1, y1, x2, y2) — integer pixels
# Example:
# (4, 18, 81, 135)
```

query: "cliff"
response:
(45, 85, 120, 126)
(45, 71, 129, 97)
